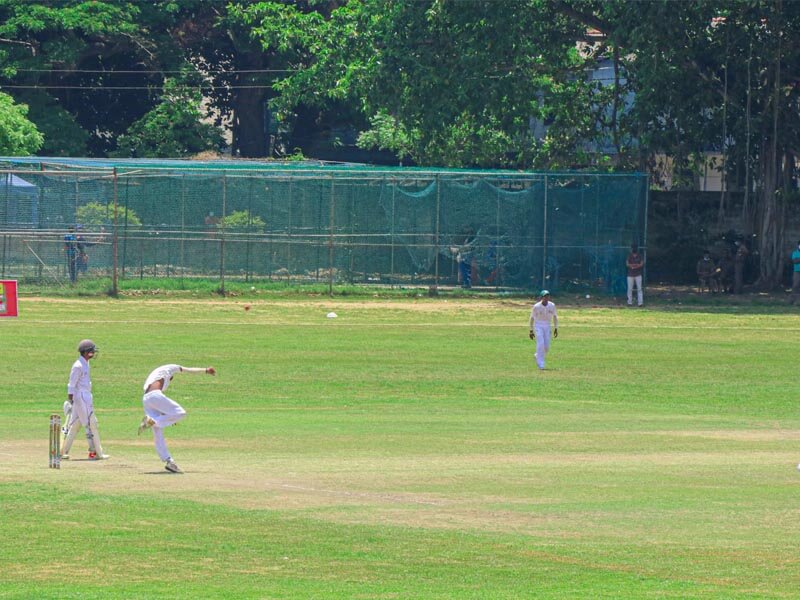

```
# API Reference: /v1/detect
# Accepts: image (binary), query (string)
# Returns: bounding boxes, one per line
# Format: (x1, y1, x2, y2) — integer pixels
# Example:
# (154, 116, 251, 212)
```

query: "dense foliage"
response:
(111, 79, 225, 158)
(220, 210, 266, 233)
(75, 201, 142, 228)
(0, 91, 42, 154)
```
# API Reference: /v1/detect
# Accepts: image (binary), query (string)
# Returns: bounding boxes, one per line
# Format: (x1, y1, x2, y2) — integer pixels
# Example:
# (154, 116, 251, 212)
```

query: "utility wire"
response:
(1, 84, 276, 90)
(13, 68, 296, 74)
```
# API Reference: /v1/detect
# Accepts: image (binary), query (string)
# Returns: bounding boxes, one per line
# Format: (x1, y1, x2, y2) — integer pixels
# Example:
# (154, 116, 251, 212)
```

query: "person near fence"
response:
(716, 249, 734, 293)
(625, 243, 644, 306)
(456, 227, 477, 289)
(791, 240, 800, 305)
(63, 227, 86, 283)
(61, 339, 109, 460)
(484, 240, 502, 286)
(205, 211, 221, 237)
(75, 225, 92, 274)
(696, 250, 718, 293)
(138, 363, 216, 473)
(528, 290, 558, 370)
(734, 240, 749, 294)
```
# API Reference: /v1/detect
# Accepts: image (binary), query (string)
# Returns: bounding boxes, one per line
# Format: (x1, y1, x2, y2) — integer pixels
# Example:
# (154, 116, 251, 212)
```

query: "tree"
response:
(243, 0, 619, 168)
(563, 0, 800, 288)
(168, 1, 300, 158)
(111, 79, 225, 158)
(21, 92, 89, 156)
(0, 91, 43, 155)
(0, 1, 198, 156)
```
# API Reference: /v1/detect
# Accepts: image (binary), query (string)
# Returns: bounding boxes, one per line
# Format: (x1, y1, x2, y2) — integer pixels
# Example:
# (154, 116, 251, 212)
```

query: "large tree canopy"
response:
(0, 0, 166, 155)
(240, 0, 609, 168)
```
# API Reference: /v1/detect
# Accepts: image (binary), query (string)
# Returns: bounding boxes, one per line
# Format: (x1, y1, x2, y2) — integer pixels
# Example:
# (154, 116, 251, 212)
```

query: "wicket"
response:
(49, 414, 61, 469)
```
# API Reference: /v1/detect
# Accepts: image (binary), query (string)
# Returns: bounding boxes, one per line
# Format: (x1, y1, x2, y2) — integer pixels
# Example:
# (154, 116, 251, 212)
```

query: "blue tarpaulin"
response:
(2, 173, 37, 226)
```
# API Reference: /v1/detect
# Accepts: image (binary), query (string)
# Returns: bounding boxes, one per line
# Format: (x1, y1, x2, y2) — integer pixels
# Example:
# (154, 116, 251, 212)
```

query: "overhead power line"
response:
(1, 84, 275, 90)
(13, 68, 295, 74)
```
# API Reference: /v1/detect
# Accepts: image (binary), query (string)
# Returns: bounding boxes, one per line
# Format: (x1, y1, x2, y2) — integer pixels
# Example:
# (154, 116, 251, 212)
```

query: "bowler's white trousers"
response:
(534, 322, 552, 370)
(143, 389, 187, 462)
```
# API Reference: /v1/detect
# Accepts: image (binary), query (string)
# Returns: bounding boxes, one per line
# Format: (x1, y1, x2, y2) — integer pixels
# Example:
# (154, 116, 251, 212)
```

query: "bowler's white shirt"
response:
(67, 355, 92, 395)
(143, 364, 182, 392)
(529, 301, 558, 328)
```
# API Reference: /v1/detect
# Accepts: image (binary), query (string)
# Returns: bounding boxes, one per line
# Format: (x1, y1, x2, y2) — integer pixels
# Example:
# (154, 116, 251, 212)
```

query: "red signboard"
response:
(0, 280, 18, 317)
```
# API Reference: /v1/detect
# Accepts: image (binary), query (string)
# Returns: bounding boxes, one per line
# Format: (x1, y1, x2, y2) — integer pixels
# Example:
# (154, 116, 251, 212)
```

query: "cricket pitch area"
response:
(2, 296, 800, 599)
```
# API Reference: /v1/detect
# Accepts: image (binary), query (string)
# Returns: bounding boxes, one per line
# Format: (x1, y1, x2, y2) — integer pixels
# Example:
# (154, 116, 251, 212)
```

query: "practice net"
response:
(0, 158, 647, 292)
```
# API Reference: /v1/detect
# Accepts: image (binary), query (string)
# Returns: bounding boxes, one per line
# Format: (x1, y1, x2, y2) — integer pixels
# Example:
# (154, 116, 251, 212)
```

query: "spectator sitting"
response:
(696, 250, 717, 293)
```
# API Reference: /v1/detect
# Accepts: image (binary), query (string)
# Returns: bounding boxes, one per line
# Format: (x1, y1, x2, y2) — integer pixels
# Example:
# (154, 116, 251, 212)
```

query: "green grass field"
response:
(2, 294, 799, 599)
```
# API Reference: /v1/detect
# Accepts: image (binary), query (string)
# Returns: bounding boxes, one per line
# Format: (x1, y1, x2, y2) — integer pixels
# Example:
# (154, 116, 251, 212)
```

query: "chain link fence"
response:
(1, 158, 648, 293)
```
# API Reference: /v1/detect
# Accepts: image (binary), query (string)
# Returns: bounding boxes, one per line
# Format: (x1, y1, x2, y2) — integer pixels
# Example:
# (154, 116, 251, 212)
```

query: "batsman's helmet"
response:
(78, 339, 98, 354)
(540, 289, 550, 297)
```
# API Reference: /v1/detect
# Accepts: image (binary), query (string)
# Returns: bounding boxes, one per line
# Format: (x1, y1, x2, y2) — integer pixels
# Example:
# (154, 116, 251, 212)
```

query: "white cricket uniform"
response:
(529, 300, 558, 370)
(142, 364, 202, 462)
(62, 355, 105, 456)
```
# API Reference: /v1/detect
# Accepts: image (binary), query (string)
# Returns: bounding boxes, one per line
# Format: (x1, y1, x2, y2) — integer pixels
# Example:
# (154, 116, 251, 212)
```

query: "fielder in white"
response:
(62, 339, 109, 460)
(138, 364, 216, 473)
(528, 290, 558, 370)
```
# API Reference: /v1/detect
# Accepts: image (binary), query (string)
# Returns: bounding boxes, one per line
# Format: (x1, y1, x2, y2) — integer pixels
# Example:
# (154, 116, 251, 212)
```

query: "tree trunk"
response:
(717, 52, 728, 224)
(233, 87, 269, 157)
(231, 51, 269, 158)
(755, 14, 784, 291)
(755, 149, 785, 290)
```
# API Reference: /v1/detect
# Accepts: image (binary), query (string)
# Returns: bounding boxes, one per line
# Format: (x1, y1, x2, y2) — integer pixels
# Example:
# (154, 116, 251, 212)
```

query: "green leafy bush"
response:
(220, 210, 265, 232)
(76, 202, 142, 228)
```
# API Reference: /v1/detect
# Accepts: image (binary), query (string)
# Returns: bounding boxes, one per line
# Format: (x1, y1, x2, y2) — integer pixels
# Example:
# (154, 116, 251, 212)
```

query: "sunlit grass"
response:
(2, 297, 799, 598)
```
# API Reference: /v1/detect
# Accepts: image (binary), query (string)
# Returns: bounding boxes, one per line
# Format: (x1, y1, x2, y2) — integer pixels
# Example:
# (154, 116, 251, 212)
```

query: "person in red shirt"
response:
(626, 243, 644, 307)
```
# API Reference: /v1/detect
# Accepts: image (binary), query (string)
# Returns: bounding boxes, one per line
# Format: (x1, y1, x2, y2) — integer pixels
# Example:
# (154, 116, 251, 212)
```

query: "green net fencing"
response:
(0, 159, 648, 292)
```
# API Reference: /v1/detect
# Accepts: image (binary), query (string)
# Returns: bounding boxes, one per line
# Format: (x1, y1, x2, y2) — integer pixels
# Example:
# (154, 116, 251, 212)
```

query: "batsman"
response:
(62, 339, 109, 460)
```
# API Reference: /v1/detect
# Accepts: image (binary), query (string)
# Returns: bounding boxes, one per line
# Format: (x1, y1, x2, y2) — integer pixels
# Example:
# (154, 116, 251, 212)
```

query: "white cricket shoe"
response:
(61, 454, 70, 460)
(138, 415, 156, 435)
(165, 460, 183, 474)
(89, 453, 110, 460)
